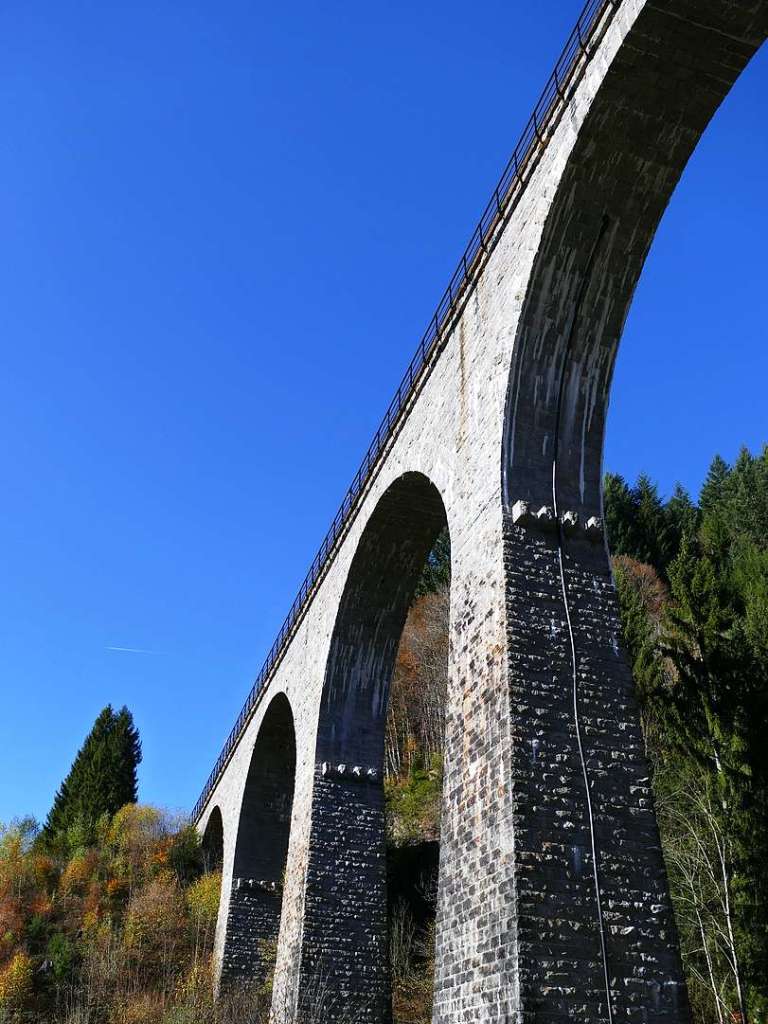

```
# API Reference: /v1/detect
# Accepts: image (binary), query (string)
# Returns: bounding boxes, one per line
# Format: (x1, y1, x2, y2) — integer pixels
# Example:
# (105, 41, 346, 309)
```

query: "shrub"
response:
(47, 932, 76, 981)
(123, 875, 187, 972)
(385, 754, 443, 844)
(113, 990, 166, 1024)
(167, 827, 203, 885)
(185, 872, 221, 937)
(0, 951, 33, 1011)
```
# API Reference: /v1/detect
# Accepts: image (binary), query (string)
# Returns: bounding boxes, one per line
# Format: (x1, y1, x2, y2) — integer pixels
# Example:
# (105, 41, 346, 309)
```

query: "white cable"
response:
(550, 213, 614, 1024)
(552, 466, 614, 1024)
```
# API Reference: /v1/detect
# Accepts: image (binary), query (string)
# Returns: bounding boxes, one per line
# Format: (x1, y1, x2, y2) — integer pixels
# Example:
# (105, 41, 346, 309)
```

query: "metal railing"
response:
(192, 0, 618, 822)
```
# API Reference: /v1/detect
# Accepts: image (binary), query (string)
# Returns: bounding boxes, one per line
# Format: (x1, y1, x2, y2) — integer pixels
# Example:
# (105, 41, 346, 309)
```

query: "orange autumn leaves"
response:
(0, 806, 221, 1019)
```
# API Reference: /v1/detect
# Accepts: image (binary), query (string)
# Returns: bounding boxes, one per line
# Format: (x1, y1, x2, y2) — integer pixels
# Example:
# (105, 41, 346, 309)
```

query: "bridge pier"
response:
(495, 517, 684, 1024)
(297, 763, 392, 1022)
(221, 878, 283, 984)
(289, 473, 448, 1022)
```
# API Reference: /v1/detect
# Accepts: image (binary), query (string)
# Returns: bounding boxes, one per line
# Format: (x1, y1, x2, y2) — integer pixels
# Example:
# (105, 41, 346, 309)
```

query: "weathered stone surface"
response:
(219, 693, 296, 988)
(195, 2, 768, 1021)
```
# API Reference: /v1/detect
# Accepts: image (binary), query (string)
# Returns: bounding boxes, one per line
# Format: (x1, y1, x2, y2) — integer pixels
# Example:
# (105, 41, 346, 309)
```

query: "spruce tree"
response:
(604, 446, 768, 1016)
(604, 472, 681, 574)
(665, 483, 699, 554)
(43, 705, 142, 842)
(634, 473, 675, 570)
(662, 535, 768, 1019)
(699, 453, 731, 513)
(727, 446, 768, 549)
(603, 472, 639, 558)
(612, 556, 668, 740)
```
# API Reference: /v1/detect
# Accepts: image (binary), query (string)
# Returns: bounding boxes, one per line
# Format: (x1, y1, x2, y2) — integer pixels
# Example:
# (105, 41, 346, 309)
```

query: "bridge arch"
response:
(201, 805, 224, 873)
(220, 691, 297, 986)
(503, 0, 767, 514)
(499, 3, 767, 1022)
(299, 470, 450, 1022)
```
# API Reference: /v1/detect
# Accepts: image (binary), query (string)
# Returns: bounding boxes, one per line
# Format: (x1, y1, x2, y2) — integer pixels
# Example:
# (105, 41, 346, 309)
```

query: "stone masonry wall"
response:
(220, 693, 296, 987)
(221, 879, 283, 983)
(503, 515, 686, 1024)
(195, 2, 768, 1021)
(296, 474, 446, 1021)
(299, 767, 390, 1022)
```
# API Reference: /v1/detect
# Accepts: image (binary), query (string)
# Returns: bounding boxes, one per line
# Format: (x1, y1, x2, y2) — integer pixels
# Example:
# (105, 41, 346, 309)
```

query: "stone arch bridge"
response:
(193, 1, 767, 1021)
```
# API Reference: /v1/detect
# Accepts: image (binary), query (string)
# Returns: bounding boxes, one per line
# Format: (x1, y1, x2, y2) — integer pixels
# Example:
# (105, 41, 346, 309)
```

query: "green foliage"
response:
(604, 472, 637, 557)
(699, 453, 731, 513)
(43, 706, 142, 845)
(662, 527, 768, 1015)
(0, 800, 220, 1022)
(47, 932, 75, 981)
(0, 951, 33, 1011)
(185, 872, 221, 936)
(168, 825, 205, 885)
(606, 445, 768, 1022)
(665, 482, 699, 546)
(612, 557, 667, 737)
(386, 754, 443, 845)
(604, 472, 692, 574)
(415, 529, 450, 597)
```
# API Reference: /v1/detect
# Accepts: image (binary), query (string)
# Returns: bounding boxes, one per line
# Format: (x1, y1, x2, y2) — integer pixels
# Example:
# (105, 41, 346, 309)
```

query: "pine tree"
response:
(603, 472, 639, 558)
(699, 453, 731, 513)
(665, 483, 699, 553)
(43, 706, 142, 842)
(634, 473, 675, 569)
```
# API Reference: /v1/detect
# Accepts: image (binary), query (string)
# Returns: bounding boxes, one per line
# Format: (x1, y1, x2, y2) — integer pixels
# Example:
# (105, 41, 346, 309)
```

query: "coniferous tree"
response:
(665, 483, 699, 553)
(603, 472, 639, 558)
(699, 453, 731, 513)
(734, 542, 768, 665)
(660, 528, 768, 1020)
(612, 556, 668, 741)
(43, 705, 141, 842)
(635, 473, 676, 570)
(604, 448, 768, 1019)
(727, 446, 768, 548)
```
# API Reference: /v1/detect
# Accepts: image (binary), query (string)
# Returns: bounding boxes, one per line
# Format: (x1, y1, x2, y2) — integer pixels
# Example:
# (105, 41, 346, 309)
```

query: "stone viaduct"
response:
(193, 1, 767, 1021)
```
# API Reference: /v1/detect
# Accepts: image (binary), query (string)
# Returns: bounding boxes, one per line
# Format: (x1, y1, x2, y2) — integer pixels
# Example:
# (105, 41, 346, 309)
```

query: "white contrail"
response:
(105, 645, 161, 655)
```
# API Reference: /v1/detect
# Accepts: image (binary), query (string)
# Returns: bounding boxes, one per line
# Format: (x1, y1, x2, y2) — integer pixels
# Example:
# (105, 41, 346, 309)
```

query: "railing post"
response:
(532, 109, 544, 143)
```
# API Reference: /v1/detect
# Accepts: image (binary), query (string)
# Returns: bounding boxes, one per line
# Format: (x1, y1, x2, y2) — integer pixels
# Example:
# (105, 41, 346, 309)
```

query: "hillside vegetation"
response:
(607, 449, 768, 1024)
(0, 806, 228, 1023)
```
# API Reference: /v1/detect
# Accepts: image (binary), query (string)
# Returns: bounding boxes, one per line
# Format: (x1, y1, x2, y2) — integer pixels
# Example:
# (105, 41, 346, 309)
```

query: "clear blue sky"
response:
(1, 3, 766, 824)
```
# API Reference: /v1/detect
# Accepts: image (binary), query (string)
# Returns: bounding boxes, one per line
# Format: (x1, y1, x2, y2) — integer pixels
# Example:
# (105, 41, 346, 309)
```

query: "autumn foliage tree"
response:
(0, 805, 224, 1023)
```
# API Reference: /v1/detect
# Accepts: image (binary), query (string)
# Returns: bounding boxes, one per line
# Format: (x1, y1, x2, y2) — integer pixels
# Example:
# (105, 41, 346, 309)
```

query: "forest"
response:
(1, 445, 766, 1023)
